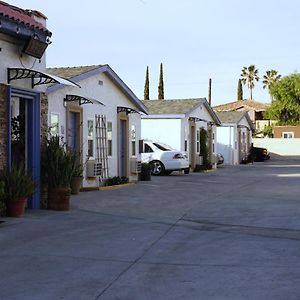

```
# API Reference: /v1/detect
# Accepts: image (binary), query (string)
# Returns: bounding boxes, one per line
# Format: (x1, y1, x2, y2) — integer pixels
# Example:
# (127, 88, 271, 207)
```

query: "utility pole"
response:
(208, 78, 212, 106)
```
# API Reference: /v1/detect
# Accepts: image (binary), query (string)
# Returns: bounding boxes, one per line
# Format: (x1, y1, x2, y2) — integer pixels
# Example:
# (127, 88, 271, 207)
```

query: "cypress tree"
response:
(237, 79, 243, 100)
(144, 66, 150, 100)
(158, 63, 164, 99)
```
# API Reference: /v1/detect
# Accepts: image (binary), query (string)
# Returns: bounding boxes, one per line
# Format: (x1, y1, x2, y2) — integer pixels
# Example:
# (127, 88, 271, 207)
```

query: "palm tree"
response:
(240, 65, 259, 100)
(262, 69, 281, 90)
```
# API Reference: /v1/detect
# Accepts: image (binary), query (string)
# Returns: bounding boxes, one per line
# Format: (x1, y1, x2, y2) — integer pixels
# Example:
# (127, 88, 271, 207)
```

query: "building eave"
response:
(47, 64, 148, 115)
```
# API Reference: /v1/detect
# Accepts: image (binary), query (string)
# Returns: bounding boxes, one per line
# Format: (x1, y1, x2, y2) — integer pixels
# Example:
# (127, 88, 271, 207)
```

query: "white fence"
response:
(253, 138, 300, 156)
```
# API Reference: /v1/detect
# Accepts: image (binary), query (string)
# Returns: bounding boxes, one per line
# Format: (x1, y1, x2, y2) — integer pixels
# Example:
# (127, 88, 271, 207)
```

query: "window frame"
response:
(282, 132, 294, 139)
(131, 124, 136, 157)
(87, 119, 94, 158)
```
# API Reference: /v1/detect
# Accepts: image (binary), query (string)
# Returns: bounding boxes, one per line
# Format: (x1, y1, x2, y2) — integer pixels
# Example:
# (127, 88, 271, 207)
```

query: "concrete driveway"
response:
(1, 159, 300, 299)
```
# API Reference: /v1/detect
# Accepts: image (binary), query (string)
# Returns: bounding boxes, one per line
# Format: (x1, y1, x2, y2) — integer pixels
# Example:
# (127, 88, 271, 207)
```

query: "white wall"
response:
(253, 138, 300, 156)
(0, 33, 47, 92)
(216, 126, 236, 165)
(48, 71, 142, 186)
(141, 118, 182, 150)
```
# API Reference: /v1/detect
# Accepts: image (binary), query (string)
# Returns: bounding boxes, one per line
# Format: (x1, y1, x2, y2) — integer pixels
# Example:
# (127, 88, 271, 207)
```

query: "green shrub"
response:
(262, 125, 273, 138)
(104, 176, 129, 186)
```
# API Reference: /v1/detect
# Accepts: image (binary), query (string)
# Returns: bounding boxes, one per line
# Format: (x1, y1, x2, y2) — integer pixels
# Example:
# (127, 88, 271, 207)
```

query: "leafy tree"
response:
(158, 63, 164, 99)
(265, 73, 300, 125)
(237, 79, 243, 100)
(262, 125, 273, 138)
(144, 66, 150, 100)
(240, 65, 259, 100)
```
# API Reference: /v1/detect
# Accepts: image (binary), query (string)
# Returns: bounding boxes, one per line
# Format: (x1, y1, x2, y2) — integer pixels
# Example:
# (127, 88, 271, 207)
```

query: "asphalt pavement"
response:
(1, 158, 300, 300)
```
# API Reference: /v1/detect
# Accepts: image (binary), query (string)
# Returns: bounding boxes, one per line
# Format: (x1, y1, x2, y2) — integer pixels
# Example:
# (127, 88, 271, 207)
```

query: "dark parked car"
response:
(252, 147, 270, 162)
(217, 153, 224, 165)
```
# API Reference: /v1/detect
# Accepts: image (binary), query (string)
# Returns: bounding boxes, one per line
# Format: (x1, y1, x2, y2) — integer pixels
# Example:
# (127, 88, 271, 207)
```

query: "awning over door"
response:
(188, 117, 207, 122)
(7, 68, 81, 88)
(117, 106, 140, 114)
(64, 94, 105, 106)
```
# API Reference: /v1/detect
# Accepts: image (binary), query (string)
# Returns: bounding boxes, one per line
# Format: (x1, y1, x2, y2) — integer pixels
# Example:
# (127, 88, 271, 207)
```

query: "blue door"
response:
(69, 112, 78, 151)
(119, 119, 127, 177)
(7, 87, 41, 209)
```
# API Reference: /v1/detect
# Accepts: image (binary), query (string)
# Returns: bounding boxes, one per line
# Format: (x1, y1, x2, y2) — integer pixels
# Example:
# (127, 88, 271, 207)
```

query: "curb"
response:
(80, 183, 135, 192)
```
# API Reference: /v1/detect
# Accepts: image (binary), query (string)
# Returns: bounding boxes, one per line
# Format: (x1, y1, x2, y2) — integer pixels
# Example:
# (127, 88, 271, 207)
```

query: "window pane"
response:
(107, 122, 112, 140)
(88, 120, 93, 140)
(132, 141, 136, 156)
(87, 120, 94, 157)
(88, 140, 93, 157)
(131, 125, 136, 140)
(50, 113, 59, 136)
(108, 140, 112, 156)
(145, 144, 153, 153)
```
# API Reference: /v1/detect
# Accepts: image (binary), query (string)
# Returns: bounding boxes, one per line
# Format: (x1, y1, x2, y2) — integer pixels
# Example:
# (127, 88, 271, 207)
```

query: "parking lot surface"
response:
(1, 159, 300, 299)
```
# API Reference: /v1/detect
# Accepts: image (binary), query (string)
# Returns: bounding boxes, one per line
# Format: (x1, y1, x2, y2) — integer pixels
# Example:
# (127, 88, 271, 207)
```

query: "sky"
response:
(8, 0, 300, 105)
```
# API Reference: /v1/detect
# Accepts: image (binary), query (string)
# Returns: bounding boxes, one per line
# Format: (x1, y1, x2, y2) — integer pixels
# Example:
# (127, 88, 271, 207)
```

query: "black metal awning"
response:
(64, 94, 105, 106)
(188, 117, 207, 122)
(117, 106, 140, 115)
(7, 68, 81, 88)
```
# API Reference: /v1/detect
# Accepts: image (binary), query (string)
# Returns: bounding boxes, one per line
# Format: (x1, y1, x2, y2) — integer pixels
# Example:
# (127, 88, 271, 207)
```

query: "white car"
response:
(141, 141, 190, 175)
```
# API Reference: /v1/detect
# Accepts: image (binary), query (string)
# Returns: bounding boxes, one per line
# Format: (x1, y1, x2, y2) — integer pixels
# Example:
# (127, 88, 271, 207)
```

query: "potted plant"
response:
(0, 181, 6, 217)
(46, 136, 74, 210)
(1, 163, 36, 217)
(70, 152, 83, 195)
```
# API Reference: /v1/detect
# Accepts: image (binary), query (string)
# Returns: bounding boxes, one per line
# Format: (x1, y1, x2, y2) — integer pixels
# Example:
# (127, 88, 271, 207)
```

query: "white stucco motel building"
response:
(0, 2, 77, 208)
(47, 65, 148, 187)
(141, 98, 221, 170)
(216, 111, 254, 165)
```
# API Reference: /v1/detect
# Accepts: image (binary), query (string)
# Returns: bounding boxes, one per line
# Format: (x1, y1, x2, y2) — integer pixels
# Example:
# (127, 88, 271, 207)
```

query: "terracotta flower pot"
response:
(48, 187, 71, 211)
(6, 198, 27, 217)
(70, 176, 83, 195)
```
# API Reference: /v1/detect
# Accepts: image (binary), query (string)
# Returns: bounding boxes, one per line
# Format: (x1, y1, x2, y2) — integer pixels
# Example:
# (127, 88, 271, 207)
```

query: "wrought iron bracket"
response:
(117, 106, 139, 115)
(188, 117, 207, 122)
(64, 94, 105, 106)
(8, 68, 56, 88)
(64, 94, 93, 105)
(7, 68, 80, 89)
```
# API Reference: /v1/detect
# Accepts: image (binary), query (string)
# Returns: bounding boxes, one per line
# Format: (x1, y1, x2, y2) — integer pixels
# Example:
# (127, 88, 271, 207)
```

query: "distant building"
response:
(273, 126, 300, 139)
(216, 111, 254, 165)
(214, 99, 273, 136)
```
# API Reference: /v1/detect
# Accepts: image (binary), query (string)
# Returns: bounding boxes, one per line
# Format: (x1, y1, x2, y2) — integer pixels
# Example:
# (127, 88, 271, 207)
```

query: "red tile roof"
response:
(0, 1, 50, 33)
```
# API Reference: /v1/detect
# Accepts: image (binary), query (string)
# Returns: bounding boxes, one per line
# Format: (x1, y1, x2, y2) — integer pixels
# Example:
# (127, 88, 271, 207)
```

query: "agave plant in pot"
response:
(46, 136, 74, 210)
(1, 163, 36, 217)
